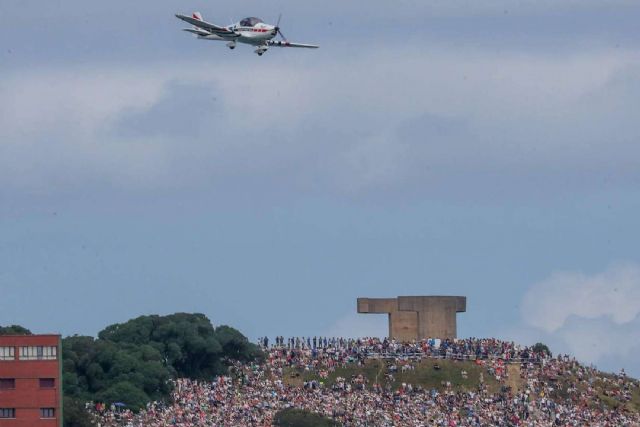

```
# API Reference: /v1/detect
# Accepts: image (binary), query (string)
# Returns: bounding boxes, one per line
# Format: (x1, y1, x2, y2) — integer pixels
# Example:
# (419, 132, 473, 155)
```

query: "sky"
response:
(1, 0, 640, 376)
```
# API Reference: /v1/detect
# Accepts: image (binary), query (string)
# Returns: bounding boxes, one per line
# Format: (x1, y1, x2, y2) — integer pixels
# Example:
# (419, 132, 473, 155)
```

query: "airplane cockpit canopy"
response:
(240, 17, 263, 27)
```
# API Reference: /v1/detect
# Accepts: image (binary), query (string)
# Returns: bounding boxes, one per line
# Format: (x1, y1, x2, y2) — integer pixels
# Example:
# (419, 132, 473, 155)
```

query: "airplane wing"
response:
(175, 14, 239, 37)
(267, 40, 319, 49)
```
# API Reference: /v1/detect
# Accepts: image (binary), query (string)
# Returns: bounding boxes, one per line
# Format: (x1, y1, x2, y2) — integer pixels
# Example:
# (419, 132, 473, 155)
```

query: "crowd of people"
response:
(259, 336, 549, 367)
(93, 337, 640, 426)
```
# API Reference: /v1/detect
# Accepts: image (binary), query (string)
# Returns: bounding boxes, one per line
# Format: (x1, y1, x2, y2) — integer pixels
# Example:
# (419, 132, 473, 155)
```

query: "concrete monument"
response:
(357, 296, 466, 340)
(356, 298, 418, 342)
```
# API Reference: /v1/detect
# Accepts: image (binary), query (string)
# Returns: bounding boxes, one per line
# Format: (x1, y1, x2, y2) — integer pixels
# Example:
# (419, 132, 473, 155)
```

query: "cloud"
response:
(1, 47, 640, 201)
(553, 315, 640, 365)
(522, 263, 640, 332)
(115, 81, 222, 138)
(512, 263, 640, 375)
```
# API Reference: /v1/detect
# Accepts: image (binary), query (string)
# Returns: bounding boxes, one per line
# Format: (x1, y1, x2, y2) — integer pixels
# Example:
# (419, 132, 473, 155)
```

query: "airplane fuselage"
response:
(198, 24, 277, 45)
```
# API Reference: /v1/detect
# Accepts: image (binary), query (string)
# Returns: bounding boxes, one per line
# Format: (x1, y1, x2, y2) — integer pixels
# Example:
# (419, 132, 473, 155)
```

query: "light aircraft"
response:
(175, 13, 319, 56)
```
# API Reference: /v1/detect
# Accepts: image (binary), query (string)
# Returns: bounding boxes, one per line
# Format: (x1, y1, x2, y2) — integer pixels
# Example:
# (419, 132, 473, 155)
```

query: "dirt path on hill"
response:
(507, 364, 523, 392)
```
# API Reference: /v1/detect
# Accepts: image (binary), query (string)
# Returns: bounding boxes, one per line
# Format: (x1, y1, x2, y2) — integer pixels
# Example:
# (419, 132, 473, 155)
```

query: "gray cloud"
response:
(115, 81, 222, 138)
(523, 263, 640, 332)
(511, 263, 640, 376)
(2, 45, 640, 202)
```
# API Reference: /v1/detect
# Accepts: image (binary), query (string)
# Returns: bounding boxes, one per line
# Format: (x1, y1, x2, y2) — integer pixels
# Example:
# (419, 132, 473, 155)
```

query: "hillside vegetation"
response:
(286, 358, 503, 393)
(63, 313, 262, 409)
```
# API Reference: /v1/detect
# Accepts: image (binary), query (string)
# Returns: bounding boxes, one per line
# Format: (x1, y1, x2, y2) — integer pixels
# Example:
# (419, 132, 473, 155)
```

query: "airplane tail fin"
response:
(190, 12, 205, 37)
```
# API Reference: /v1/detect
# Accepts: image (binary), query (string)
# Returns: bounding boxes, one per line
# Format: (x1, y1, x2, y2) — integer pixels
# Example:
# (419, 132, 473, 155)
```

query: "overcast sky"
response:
(1, 0, 640, 376)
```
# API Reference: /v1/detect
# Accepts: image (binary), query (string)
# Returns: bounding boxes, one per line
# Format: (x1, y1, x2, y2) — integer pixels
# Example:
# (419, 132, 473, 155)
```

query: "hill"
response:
(89, 337, 640, 426)
(4, 324, 638, 425)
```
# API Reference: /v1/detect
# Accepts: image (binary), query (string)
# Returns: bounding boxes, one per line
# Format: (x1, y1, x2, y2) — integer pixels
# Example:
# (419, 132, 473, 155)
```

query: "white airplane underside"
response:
(175, 13, 319, 56)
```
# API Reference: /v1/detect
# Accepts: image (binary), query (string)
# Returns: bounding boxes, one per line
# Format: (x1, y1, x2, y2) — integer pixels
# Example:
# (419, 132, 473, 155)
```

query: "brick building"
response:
(0, 335, 62, 427)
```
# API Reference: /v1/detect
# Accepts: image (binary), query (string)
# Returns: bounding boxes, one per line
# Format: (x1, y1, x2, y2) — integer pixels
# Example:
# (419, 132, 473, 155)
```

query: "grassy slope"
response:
(283, 360, 640, 413)
(531, 368, 635, 413)
(284, 359, 501, 393)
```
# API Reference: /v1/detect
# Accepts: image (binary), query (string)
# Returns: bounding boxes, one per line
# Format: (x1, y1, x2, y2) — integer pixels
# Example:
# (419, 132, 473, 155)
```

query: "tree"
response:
(62, 313, 261, 411)
(532, 342, 552, 357)
(62, 336, 172, 409)
(98, 313, 262, 379)
(96, 382, 151, 411)
(0, 325, 32, 335)
(215, 325, 264, 363)
(63, 397, 95, 427)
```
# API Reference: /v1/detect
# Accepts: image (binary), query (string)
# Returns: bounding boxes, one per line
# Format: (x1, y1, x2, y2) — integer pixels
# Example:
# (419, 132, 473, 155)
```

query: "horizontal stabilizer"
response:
(183, 28, 210, 37)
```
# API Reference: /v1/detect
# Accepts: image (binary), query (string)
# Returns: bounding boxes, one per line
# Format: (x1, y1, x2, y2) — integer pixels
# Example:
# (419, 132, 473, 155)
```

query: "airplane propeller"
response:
(274, 14, 288, 41)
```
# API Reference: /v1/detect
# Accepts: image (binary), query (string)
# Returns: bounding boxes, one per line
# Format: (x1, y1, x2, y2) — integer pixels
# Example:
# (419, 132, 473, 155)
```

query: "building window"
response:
(0, 379, 15, 390)
(19, 346, 57, 360)
(0, 408, 16, 418)
(39, 378, 55, 388)
(0, 347, 15, 361)
(40, 408, 55, 418)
